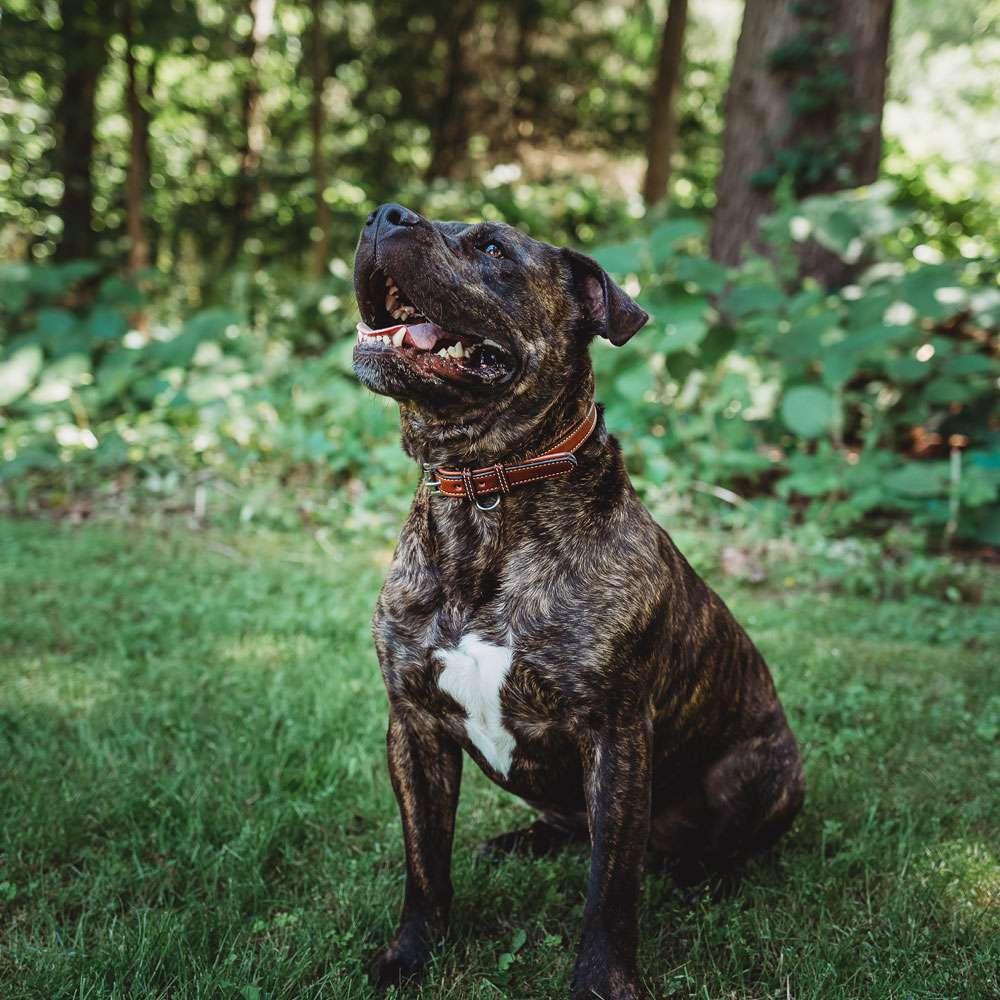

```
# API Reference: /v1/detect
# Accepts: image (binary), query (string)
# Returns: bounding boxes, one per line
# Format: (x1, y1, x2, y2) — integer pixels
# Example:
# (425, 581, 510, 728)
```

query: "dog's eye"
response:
(481, 242, 504, 259)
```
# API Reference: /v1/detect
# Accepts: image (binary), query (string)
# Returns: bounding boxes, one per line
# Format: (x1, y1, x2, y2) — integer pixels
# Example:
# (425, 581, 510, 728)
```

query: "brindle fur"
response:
(353, 204, 805, 1000)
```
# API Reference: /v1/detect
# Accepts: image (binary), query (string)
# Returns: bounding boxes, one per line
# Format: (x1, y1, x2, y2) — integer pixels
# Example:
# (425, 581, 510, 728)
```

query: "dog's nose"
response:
(366, 203, 421, 231)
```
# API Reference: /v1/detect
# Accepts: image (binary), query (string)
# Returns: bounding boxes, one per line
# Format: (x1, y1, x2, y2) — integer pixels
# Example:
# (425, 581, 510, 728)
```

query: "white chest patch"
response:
(434, 633, 516, 778)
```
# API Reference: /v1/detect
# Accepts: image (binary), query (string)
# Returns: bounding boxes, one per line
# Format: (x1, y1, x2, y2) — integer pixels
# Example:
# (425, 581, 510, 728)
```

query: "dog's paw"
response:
(570, 972, 641, 1000)
(571, 953, 641, 1000)
(368, 944, 427, 992)
(476, 819, 587, 864)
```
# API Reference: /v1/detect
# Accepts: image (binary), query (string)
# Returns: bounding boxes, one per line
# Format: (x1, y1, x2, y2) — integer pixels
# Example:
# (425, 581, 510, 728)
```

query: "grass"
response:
(1, 517, 998, 1000)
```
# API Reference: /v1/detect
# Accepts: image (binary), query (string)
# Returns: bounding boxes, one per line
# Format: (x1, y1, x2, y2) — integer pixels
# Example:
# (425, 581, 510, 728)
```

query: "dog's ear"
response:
(563, 248, 650, 346)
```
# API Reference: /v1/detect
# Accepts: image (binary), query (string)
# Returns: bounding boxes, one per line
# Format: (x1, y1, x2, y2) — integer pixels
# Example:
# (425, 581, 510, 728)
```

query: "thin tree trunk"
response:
(54, 0, 111, 261)
(231, 0, 275, 261)
(124, 0, 149, 278)
(710, 0, 894, 284)
(492, 0, 540, 157)
(427, 3, 476, 180)
(642, 0, 688, 206)
(309, 0, 330, 279)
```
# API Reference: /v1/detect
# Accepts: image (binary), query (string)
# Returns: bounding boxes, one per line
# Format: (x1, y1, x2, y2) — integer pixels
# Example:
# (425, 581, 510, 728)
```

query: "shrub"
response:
(2, 186, 998, 547)
(589, 184, 1000, 545)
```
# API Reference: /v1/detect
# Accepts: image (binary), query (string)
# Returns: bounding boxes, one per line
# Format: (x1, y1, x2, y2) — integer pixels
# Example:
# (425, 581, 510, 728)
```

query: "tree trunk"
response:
(427, 3, 476, 180)
(231, 0, 275, 260)
(124, 0, 149, 277)
(710, 0, 894, 284)
(491, 0, 540, 157)
(309, 0, 330, 279)
(642, 0, 688, 206)
(54, 0, 111, 261)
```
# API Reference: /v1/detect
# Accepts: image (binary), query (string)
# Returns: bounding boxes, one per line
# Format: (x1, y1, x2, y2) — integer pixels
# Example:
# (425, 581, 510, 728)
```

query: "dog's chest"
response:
(432, 633, 516, 778)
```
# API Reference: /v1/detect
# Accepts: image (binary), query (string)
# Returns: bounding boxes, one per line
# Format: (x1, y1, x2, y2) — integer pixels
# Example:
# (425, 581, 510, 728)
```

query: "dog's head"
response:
(353, 204, 648, 435)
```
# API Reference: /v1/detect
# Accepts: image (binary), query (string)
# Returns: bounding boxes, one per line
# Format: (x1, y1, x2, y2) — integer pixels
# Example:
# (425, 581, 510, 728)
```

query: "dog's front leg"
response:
(572, 713, 652, 1000)
(370, 708, 463, 991)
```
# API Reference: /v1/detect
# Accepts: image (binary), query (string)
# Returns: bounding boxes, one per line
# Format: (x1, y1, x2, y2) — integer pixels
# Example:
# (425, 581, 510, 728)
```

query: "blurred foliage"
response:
(589, 185, 1000, 545)
(0, 0, 671, 284)
(2, 187, 998, 548)
(3, 0, 994, 283)
(1, 0, 998, 554)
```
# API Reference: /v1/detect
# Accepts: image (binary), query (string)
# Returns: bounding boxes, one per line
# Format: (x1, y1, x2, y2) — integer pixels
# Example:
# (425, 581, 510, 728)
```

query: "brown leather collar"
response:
(424, 403, 598, 507)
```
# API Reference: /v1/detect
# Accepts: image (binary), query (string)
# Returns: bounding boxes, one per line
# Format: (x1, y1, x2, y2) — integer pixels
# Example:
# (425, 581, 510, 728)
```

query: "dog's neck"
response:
(398, 369, 596, 470)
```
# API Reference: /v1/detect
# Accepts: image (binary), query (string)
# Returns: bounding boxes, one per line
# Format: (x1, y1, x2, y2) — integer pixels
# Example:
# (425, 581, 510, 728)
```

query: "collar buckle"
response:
(422, 463, 442, 496)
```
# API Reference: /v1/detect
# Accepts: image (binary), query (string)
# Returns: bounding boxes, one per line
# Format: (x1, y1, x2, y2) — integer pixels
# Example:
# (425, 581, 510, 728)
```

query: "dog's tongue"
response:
(401, 321, 442, 349)
(355, 320, 443, 350)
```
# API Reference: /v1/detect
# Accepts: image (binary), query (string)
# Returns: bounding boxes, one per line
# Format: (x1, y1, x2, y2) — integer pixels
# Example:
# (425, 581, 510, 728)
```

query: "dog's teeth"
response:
(447, 343, 463, 358)
(437, 348, 449, 358)
(392, 329, 406, 347)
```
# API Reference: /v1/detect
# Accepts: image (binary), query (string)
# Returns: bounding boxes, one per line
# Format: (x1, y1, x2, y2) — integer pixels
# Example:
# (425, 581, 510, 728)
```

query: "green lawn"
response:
(1, 518, 998, 1000)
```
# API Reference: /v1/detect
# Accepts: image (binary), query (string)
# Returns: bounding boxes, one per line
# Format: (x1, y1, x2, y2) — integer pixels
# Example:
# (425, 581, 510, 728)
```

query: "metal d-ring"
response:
(473, 493, 501, 511)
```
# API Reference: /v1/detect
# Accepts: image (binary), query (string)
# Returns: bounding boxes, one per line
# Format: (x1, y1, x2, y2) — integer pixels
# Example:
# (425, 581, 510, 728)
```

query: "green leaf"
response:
(649, 218, 704, 265)
(98, 275, 144, 308)
(941, 354, 998, 377)
(964, 504, 1000, 545)
(673, 255, 727, 294)
(0, 345, 44, 406)
(883, 462, 949, 497)
(780, 386, 835, 438)
(812, 208, 858, 256)
(0, 445, 60, 481)
(183, 308, 243, 340)
(924, 378, 972, 405)
(822, 324, 916, 386)
(644, 291, 708, 354)
(36, 307, 75, 341)
(591, 240, 648, 277)
(822, 342, 862, 386)
(30, 353, 91, 404)
(883, 356, 929, 382)
(901, 264, 960, 321)
(663, 319, 707, 353)
(773, 313, 838, 367)
(721, 284, 785, 319)
(85, 306, 127, 341)
(614, 365, 655, 399)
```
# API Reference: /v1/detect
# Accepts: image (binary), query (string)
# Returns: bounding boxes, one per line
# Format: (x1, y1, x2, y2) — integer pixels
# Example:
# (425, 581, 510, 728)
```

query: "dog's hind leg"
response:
(651, 730, 805, 888)
(477, 810, 588, 862)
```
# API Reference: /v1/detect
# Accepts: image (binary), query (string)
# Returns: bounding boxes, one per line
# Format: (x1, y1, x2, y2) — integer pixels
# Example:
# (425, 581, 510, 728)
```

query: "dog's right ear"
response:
(563, 248, 650, 347)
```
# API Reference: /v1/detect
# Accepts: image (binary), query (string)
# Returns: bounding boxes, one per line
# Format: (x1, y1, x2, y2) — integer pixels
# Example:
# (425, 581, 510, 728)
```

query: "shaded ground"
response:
(1, 519, 997, 999)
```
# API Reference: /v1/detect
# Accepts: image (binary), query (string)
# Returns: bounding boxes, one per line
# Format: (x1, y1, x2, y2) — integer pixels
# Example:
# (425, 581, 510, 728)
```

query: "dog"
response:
(352, 203, 805, 1000)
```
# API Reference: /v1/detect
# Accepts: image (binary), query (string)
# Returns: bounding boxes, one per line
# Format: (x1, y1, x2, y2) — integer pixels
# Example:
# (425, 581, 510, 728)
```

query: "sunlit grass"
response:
(0, 519, 997, 1000)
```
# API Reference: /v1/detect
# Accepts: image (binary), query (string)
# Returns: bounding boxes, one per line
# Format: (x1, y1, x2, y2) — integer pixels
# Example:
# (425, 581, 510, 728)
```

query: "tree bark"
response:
(123, 0, 149, 277)
(427, 3, 476, 180)
(642, 0, 688, 206)
(54, 0, 111, 261)
(710, 0, 894, 284)
(309, 0, 330, 279)
(231, 0, 275, 260)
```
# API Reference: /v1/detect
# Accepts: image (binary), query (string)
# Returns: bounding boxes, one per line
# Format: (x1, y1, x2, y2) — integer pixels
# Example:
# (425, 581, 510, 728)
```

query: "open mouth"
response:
(356, 269, 512, 381)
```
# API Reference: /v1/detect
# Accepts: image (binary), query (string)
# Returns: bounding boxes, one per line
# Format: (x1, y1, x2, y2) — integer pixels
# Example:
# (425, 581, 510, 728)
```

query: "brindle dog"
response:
(353, 203, 805, 1000)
